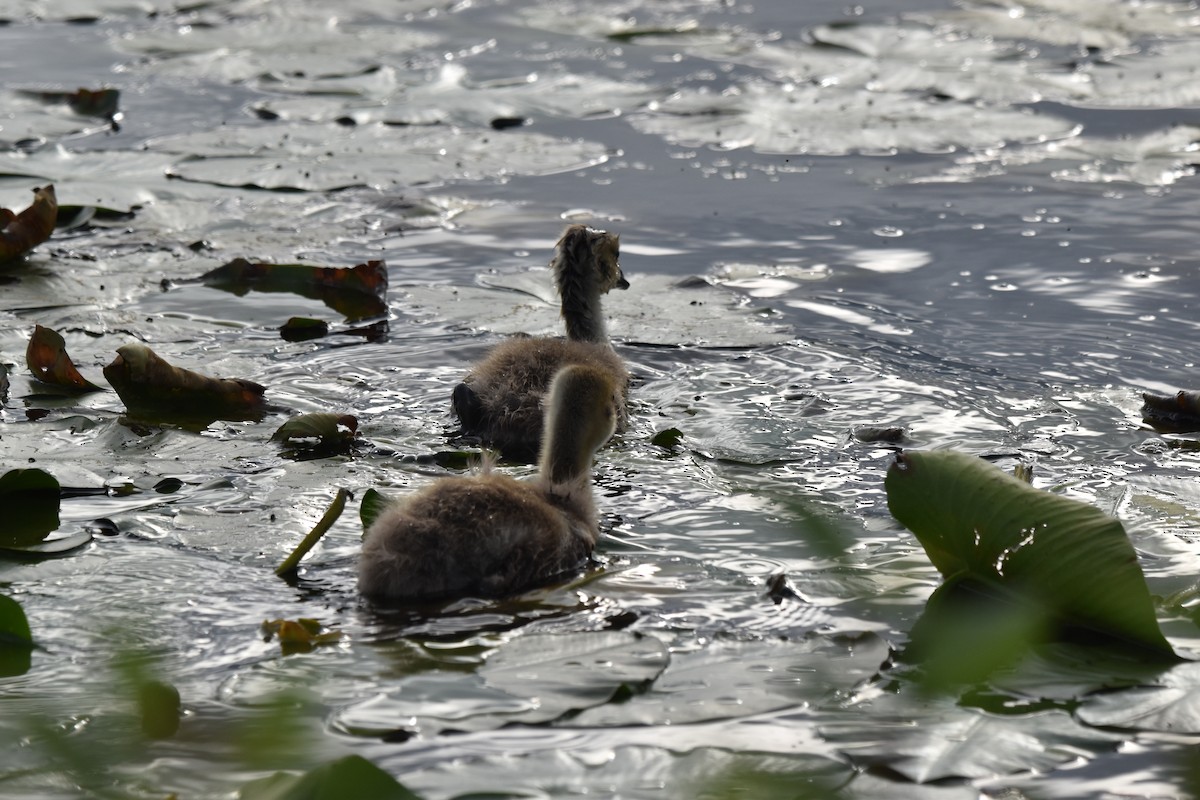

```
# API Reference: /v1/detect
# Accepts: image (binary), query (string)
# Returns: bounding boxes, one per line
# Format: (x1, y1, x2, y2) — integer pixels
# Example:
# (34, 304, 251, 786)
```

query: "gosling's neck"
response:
(556, 268, 609, 344)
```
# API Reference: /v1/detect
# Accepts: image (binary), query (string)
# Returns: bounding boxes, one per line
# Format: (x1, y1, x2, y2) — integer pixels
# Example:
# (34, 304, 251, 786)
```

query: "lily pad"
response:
(272, 413, 359, 449)
(631, 80, 1077, 156)
(397, 271, 790, 347)
(152, 121, 610, 192)
(1076, 661, 1200, 734)
(885, 449, 1174, 658)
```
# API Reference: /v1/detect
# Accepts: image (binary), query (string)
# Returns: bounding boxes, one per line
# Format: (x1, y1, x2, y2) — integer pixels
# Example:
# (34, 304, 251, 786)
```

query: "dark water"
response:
(3, 0, 1200, 797)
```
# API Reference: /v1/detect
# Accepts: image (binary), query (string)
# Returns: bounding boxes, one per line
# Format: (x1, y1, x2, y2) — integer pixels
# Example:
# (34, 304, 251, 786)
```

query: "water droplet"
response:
(872, 226, 903, 238)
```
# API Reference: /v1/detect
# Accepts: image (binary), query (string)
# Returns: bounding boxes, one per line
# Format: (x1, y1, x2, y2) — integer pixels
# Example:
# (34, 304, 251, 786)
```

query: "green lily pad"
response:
(238, 755, 419, 800)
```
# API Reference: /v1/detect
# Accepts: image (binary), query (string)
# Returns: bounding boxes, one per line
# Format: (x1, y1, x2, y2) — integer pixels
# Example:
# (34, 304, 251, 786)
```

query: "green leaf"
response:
(885, 450, 1173, 658)
(0, 468, 61, 548)
(271, 413, 358, 448)
(0, 594, 33, 677)
(359, 488, 388, 533)
(237, 755, 419, 800)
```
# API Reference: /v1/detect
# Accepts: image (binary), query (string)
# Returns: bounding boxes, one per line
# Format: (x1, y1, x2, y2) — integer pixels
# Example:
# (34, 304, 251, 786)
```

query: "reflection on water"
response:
(4, 0, 1200, 796)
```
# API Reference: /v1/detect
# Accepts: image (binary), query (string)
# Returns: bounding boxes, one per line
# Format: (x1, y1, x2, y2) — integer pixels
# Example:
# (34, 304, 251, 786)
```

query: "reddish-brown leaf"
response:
(199, 258, 388, 320)
(103, 342, 266, 422)
(25, 324, 103, 392)
(0, 186, 57, 264)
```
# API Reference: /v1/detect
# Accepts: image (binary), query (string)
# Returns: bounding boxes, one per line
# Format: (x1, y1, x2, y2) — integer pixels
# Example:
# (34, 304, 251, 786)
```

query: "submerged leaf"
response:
(0, 185, 56, 263)
(25, 324, 103, 392)
(237, 755, 418, 800)
(0, 468, 60, 548)
(885, 449, 1173, 658)
(103, 342, 266, 423)
(199, 258, 388, 321)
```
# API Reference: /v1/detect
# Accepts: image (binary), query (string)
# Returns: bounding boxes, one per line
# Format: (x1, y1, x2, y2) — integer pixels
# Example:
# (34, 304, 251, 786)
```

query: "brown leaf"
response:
(199, 258, 388, 320)
(103, 342, 266, 422)
(22, 87, 120, 119)
(25, 324, 104, 392)
(0, 186, 57, 264)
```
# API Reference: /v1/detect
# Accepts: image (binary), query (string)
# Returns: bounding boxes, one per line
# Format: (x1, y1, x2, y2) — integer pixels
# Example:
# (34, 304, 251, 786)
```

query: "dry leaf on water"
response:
(0, 185, 57, 264)
(103, 342, 266, 422)
(25, 324, 103, 392)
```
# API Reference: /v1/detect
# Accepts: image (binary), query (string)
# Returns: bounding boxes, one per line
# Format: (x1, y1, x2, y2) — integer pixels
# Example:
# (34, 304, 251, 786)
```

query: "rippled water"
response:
(4, 0, 1200, 797)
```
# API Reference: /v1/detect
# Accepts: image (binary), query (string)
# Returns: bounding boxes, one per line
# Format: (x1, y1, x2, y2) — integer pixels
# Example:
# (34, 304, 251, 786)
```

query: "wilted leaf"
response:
(237, 755, 419, 800)
(25, 324, 104, 392)
(0, 468, 60, 548)
(0, 594, 33, 678)
(271, 413, 358, 448)
(199, 258, 388, 321)
(885, 450, 1174, 658)
(0, 185, 56, 263)
(261, 618, 346, 655)
(103, 342, 266, 423)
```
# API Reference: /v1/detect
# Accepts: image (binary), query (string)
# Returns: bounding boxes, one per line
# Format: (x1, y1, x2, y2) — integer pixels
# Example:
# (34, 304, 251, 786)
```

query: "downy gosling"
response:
(360, 363, 620, 602)
(452, 224, 630, 462)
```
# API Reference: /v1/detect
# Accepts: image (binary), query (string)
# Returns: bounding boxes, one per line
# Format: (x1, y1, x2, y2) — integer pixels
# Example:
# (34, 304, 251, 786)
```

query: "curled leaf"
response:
(200, 258, 388, 321)
(359, 488, 388, 533)
(25, 324, 104, 392)
(102, 342, 266, 423)
(0, 468, 61, 548)
(0, 185, 57, 263)
(279, 316, 330, 342)
(886, 449, 1174, 659)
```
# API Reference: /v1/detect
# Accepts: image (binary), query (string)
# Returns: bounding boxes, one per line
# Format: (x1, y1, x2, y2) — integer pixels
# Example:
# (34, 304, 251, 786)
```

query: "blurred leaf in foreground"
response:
(886, 450, 1175, 668)
(200, 258, 388, 321)
(0, 468, 61, 548)
(0, 594, 34, 677)
(25, 324, 104, 392)
(0, 185, 56, 263)
(103, 342, 266, 423)
(237, 754, 419, 800)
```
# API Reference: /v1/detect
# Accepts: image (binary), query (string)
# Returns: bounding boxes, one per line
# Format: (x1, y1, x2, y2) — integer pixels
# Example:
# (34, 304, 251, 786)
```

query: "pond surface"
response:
(4, 0, 1200, 797)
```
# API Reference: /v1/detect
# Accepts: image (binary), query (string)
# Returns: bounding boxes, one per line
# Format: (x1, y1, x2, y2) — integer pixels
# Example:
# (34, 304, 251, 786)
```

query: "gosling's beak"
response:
(615, 267, 630, 290)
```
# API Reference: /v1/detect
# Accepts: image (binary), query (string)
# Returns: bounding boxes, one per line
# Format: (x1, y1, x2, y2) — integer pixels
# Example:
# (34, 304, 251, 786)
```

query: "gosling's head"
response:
(552, 224, 629, 296)
(541, 363, 620, 484)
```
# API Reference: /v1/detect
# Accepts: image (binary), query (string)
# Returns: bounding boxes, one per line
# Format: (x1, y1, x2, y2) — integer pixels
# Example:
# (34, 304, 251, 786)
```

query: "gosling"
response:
(452, 224, 630, 462)
(360, 363, 620, 602)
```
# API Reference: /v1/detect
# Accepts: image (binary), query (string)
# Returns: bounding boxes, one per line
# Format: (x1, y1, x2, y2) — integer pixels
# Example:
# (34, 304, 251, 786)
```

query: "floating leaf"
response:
(0, 185, 56, 263)
(275, 489, 349, 576)
(20, 87, 120, 120)
(1141, 390, 1200, 433)
(199, 258, 388, 321)
(271, 413, 359, 449)
(885, 449, 1174, 658)
(0, 594, 33, 678)
(279, 317, 330, 342)
(238, 755, 419, 800)
(650, 427, 684, 449)
(103, 342, 266, 423)
(0, 468, 60, 548)
(821, 692, 1122, 782)
(261, 618, 346, 656)
(25, 324, 103, 392)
